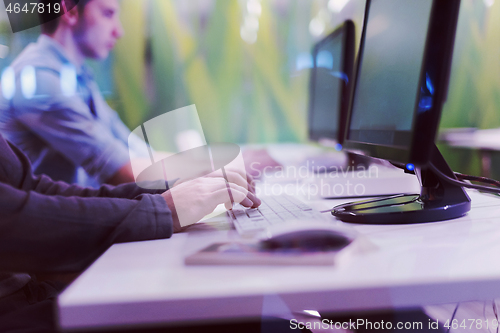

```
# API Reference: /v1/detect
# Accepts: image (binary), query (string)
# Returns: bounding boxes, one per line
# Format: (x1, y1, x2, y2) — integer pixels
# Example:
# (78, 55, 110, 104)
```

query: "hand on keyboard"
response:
(203, 166, 257, 195)
(231, 195, 329, 237)
(164, 171, 261, 229)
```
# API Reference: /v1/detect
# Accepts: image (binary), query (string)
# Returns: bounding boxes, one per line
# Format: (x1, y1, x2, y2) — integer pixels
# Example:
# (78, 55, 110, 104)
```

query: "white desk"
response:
(439, 128, 500, 177)
(439, 128, 500, 151)
(58, 190, 500, 331)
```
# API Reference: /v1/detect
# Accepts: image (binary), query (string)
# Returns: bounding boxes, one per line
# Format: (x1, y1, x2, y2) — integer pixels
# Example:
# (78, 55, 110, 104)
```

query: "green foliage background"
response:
(112, 0, 365, 145)
(438, 0, 500, 177)
(113, 0, 500, 133)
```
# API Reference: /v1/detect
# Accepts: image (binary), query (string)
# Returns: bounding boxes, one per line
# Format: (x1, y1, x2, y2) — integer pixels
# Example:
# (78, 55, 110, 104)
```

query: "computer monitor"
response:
(332, 0, 471, 224)
(308, 20, 355, 147)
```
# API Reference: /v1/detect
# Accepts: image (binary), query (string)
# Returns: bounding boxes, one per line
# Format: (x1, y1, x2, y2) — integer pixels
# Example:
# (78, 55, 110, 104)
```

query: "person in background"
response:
(0, 0, 146, 187)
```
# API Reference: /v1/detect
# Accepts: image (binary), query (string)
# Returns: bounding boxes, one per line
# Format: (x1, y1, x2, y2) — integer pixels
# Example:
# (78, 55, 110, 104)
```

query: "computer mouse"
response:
(259, 223, 354, 252)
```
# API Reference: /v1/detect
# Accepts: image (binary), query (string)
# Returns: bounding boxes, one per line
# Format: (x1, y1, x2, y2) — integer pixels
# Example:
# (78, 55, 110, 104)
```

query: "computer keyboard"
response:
(229, 195, 329, 237)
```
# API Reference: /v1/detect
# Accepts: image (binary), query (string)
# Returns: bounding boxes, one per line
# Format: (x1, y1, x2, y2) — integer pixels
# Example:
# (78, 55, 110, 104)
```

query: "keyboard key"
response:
(246, 210, 262, 218)
(231, 195, 327, 236)
(270, 206, 287, 213)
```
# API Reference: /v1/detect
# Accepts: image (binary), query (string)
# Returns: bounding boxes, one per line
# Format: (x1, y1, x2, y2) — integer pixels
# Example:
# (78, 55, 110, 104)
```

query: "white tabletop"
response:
(57, 189, 500, 330)
(440, 128, 500, 151)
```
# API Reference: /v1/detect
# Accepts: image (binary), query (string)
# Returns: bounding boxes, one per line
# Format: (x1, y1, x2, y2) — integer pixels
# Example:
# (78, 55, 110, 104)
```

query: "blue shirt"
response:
(0, 35, 147, 187)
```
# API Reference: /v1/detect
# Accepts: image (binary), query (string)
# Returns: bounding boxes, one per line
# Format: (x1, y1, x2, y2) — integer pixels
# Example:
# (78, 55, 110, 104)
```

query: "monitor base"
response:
(331, 146, 471, 224)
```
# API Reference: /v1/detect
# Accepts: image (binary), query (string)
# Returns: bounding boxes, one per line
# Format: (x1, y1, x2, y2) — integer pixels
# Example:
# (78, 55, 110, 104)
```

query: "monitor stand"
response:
(331, 145, 471, 224)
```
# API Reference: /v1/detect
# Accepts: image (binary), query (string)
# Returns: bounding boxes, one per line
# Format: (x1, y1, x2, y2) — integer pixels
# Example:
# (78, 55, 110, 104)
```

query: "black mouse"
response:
(259, 223, 354, 252)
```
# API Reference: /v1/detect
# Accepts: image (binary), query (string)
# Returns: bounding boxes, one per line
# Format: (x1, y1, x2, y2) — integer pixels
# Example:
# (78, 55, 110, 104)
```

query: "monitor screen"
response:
(333, 0, 468, 225)
(309, 36, 343, 141)
(347, 0, 433, 148)
(308, 22, 354, 144)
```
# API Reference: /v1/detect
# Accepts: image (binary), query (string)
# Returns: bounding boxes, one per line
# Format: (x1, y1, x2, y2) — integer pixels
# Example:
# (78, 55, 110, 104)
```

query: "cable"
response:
(455, 173, 500, 188)
(484, 301, 492, 333)
(390, 161, 415, 174)
(429, 163, 500, 194)
(390, 162, 404, 170)
(493, 300, 499, 333)
(391, 161, 500, 190)
(446, 303, 460, 333)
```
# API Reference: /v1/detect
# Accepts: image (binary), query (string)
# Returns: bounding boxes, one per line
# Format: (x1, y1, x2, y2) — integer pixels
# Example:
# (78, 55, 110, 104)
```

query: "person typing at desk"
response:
(0, 0, 152, 188)
(0, 133, 260, 332)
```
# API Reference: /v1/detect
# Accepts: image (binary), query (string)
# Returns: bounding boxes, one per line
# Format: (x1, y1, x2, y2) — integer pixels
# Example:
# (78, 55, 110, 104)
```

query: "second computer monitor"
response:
(344, 0, 460, 166)
(308, 20, 355, 147)
(332, 0, 471, 224)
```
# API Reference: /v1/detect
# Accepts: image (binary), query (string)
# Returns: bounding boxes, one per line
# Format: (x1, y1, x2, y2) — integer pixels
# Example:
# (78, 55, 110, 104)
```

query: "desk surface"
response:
(58, 190, 500, 331)
(440, 128, 500, 151)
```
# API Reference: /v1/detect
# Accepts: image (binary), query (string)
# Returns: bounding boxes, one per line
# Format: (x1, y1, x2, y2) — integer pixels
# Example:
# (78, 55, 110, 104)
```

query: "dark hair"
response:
(39, 0, 91, 34)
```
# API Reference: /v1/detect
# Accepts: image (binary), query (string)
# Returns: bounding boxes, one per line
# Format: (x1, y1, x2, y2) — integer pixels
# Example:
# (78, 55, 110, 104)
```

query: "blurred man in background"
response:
(0, 0, 143, 187)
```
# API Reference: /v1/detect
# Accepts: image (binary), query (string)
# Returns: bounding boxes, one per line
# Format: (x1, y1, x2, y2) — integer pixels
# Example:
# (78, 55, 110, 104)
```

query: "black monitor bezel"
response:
(308, 20, 355, 145)
(342, 0, 460, 166)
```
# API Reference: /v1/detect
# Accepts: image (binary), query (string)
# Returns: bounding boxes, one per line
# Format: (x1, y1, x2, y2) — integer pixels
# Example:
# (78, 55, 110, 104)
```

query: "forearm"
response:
(28, 172, 163, 199)
(8, 139, 162, 199)
(0, 182, 173, 273)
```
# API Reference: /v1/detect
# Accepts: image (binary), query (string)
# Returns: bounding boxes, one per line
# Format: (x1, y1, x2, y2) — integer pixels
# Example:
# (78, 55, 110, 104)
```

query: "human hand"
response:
(162, 173, 261, 231)
(203, 166, 256, 195)
(168, 153, 256, 195)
